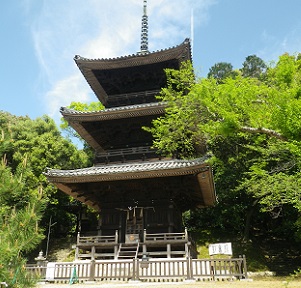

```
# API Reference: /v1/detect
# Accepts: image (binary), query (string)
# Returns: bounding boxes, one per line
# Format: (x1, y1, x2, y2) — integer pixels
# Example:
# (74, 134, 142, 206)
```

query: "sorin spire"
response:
(140, 0, 149, 54)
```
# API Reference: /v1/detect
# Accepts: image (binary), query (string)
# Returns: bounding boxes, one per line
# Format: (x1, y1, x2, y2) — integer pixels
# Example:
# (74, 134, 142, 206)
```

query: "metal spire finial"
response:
(140, 0, 149, 54)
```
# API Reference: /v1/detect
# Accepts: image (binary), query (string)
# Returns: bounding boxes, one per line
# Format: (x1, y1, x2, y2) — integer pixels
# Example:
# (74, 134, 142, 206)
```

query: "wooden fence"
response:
(26, 256, 247, 283)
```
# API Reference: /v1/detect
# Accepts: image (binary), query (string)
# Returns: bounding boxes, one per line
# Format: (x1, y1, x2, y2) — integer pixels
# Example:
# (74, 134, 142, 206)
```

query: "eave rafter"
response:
(60, 103, 166, 153)
(60, 102, 166, 122)
(44, 157, 216, 209)
(45, 160, 211, 184)
(55, 183, 101, 211)
(74, 39, 192, 104)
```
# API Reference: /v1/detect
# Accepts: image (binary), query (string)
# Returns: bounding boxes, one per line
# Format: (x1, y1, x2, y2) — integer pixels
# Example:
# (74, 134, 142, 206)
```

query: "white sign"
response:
(209, 242, 232, 256)
(45, 262, 56, 281)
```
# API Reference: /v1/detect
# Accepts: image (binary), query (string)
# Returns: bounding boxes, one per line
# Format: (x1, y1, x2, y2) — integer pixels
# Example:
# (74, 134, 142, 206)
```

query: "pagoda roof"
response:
(44, 157, 216, 211)
(74, 39, 191, 106)
(45, 157, 209, 181)
(60, 101, 166, 122)
(60, 102, 166, 152)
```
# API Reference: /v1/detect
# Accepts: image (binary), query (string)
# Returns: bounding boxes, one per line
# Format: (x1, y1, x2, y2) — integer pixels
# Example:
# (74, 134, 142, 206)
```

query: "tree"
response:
(0, 157, 44, 287)
(147, 55, 301, 241)
(60, 101, 104, 141)
(207, 62, 238, 82)
(241, 55, 267, 78)
(0, 112, 91, 237)
(143, 61, 202, 158)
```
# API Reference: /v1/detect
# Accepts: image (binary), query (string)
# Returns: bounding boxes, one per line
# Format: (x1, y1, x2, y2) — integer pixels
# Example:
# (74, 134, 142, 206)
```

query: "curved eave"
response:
(74, 39, 192, 104)
(60, 102, 166, 152)
(44, 157, 216, 207)
(60, 102, 166, 122)
(45, 160, 209, 183)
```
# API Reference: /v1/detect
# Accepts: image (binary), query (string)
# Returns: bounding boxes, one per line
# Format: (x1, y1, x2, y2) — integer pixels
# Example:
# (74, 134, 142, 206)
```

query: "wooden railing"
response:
(26, 256, 248, 283)
(26, 264, 47, 280)
(143, 228, 188, 242)
(94, 146, 159, 163)
(95, 146, 155, 158)
(77, 230, 118, 246)
(107, 90, 161, 105)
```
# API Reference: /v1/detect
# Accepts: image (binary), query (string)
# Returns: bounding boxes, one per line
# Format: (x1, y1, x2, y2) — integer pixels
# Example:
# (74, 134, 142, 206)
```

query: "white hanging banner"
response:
(208, 242, 232, 256)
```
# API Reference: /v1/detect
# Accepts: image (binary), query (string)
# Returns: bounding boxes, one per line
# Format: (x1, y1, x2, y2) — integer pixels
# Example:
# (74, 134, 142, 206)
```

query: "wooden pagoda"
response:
(44, 0, 216, 260)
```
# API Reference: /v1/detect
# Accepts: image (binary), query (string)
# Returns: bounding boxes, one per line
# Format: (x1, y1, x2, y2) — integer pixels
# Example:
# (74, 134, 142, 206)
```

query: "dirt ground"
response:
(36, 279, 301, 288)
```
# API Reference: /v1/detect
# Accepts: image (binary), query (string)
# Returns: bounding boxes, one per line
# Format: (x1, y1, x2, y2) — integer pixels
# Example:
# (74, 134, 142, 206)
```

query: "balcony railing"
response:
(77, 230, 118, 246)
(26, 256, 248, 283)
(95, 146, 160, 164)
(143, 228, 188, 243)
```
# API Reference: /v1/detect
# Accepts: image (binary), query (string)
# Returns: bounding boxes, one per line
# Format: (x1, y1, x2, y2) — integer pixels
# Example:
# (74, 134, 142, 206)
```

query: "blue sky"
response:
(1, 0, 301, 125)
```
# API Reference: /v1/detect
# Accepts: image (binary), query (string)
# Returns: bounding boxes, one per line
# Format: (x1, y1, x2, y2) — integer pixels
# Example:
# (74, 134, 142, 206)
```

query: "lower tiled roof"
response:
(44, 157, 210, 182)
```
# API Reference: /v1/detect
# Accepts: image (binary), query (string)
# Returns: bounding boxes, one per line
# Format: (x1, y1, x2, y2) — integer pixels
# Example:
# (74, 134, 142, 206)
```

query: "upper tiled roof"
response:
(74, 39, 191, 106)
(74, 39, 191, 63)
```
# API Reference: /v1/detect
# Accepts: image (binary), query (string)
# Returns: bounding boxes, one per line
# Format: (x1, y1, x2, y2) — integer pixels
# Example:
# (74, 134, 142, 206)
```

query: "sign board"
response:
(45, 262, 56, 281)
(125, 234, 139, 243)
(208, 242, 232, 256)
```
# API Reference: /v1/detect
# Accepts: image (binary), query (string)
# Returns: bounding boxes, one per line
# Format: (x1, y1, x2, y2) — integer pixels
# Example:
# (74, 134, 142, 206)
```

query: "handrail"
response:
(77, 230, 118, 245)
(108, 90, 161, 101)
(143, 229, 188, 242)
(26, 256, 248, 283)
(95, 146, 156, 158)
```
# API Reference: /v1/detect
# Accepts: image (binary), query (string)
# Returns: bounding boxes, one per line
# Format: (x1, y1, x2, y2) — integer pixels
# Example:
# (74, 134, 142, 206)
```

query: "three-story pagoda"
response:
(45, 0, 216, 260)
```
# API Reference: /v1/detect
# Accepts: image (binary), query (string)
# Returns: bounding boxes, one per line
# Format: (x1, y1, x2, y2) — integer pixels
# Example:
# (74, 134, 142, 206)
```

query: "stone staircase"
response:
(117, 242, 139, 259)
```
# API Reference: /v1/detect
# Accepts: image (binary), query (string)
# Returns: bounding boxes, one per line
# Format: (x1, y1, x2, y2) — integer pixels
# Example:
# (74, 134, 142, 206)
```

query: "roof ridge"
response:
(60, 102, 166, 115)
(44, 155, 210, 175)
(74, 38, 190, 62)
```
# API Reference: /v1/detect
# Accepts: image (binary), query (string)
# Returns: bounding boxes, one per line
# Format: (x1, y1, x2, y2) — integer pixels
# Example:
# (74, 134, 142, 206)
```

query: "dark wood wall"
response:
(98, 201, 183, 243)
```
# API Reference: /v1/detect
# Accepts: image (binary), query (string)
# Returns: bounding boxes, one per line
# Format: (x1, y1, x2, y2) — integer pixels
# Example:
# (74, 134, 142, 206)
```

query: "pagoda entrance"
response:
(125, 207, 143, 242)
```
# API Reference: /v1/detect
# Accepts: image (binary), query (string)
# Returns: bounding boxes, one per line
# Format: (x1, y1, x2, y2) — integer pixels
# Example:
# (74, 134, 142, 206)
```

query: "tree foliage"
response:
(60, 101, 104, 141)
(148, 54, 301, 242)
(0, 112, 90, 237)
(207, 62, 238, 82)
(0, 157, 44, 287)
(241, 54, 267, 78)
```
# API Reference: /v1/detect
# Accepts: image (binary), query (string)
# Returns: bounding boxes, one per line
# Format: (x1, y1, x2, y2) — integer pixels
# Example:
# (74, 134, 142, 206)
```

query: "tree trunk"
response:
(243, 198, 260, 241)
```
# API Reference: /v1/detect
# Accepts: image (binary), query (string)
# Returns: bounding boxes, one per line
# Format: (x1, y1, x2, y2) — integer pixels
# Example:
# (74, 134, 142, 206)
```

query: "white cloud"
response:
(258, 25, 301, 64)
(46, 74, 93, 121)
(26, 0, 216, 122)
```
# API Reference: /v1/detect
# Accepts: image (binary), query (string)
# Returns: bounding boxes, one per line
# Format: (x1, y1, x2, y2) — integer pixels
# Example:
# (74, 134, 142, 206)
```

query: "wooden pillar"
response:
(91, 246, 95, 261)
(185, 243, 189, 258)
(132, 258, 138, 281)
(142, 244, 147, 256)
(97, 214, 102, 235)
(75, 232, 80, 260)
(115, 229, 119, 242)
(243, 255, 248, 279)
(167, 202, 174, 233)
(186, 257, 194, 280)
(119, 210, 125, 243)
(75, 247, 79, 260)
(184, 227, 188, 240)
(89, 260, 95, 281)
(167, 244, 171, 258)
(114, 245, 118, 260)
(143, 229, 146, 242)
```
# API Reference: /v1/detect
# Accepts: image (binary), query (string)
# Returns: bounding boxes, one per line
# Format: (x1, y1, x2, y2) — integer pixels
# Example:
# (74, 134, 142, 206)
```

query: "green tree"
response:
(207, 62, 238, 82)
(0, 112, 90, 237)
(241, 55, 267, 78)
(0, 157, 44, 287)
(143, 61, 201, 158)
(147, 55, 301, 242)
(60, 101, 104, 141)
